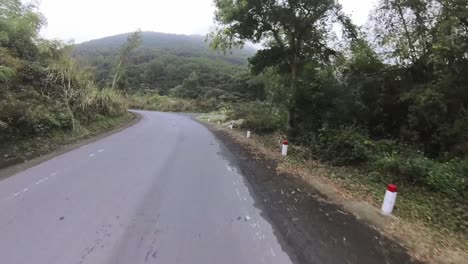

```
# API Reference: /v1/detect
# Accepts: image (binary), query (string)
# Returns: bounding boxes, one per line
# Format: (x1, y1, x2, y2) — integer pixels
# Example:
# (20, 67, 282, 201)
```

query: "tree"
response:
(368, 0, 468, 155)
(170, 71, 201, 99)
(111, 30, 141, 89)
(209, 0, 353, 132)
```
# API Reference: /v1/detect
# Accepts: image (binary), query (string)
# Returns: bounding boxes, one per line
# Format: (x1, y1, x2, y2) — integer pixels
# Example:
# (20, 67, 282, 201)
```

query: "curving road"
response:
(0, 111, 293, 264)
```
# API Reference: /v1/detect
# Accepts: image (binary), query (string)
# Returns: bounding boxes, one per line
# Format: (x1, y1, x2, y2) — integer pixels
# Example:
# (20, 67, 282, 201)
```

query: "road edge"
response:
(199, 120, 420, 264)
(0, 111, 142, 181)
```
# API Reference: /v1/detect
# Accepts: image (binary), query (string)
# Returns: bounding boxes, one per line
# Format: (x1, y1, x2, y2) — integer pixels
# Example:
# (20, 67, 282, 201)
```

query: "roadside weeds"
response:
(206, 122, 467, 264)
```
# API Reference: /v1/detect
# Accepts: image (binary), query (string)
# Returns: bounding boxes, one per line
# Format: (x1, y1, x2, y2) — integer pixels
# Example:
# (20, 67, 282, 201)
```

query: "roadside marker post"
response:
(247, 130, 251, 138)
(281, 140, 289, 156)
(218, 121, 220, 125)
(381, 184, 398, 215)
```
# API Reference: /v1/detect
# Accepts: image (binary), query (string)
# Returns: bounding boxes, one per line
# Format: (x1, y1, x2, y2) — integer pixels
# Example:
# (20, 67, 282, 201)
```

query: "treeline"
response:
(73, 32, 265, 102)
(212, 0, 468, 160)
(0, 0, 127, 143)
(212, 0, 467, 232)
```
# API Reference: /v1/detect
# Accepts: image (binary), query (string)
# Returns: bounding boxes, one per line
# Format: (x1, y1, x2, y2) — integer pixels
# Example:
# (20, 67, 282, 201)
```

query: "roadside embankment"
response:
(201, 117, 467, 264)
(0, 112, 139, 180)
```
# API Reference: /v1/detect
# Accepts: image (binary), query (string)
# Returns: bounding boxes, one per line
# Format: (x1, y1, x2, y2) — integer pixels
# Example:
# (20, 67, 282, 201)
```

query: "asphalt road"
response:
(0, 111, 293, 264)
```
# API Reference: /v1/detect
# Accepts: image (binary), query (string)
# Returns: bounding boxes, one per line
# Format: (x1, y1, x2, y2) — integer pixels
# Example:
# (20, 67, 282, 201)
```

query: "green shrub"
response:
(427, 160, 468, 198)
(89, 88, 128, 117)
(0, 97, 73, 137)
(27, 104, 73, 133)
(371, 154, 433, 184)
(227, 102, 286, 133)
(0, 85, 128, 140)
(307, 127, 373, 166)
(129, 94, 217, 113)
(371, 154, 468, 199)
(0, 120, 9, 138)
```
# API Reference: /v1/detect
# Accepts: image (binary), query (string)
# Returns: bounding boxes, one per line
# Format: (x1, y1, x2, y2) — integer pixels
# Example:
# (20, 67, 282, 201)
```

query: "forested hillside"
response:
(0, 0, 128, 167)
(73, 32, 264, 101)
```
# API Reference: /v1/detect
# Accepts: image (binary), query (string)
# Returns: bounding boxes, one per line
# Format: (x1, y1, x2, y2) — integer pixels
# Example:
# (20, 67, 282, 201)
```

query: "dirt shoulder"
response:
(0, 112, 140, 181)
(208, 124, 421, 264)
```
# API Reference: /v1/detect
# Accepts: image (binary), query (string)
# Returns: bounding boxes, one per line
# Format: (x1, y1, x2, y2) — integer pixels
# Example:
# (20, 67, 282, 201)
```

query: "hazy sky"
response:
(36, 0, 378, 43)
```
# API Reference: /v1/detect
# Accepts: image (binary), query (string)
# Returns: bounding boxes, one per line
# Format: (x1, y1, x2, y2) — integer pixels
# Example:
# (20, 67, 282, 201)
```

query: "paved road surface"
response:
(0, 111, 293, 264)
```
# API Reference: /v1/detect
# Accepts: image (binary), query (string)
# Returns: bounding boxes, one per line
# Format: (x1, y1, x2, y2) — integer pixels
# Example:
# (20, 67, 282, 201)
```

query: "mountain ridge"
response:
(72, 31, 261, 98)
(74, 31, 256, 65)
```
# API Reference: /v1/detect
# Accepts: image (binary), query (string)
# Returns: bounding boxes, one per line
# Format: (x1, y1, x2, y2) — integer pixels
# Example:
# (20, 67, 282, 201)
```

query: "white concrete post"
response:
(381, 184, 398, 215)
(281, 140, 289, 156)
(247, 130, 251, 138)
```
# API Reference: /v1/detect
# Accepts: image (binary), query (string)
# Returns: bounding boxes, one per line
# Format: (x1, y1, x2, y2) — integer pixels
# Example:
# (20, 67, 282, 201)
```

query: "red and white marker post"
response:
(281, 140, 289, 156)
(381, 184, 398, 215)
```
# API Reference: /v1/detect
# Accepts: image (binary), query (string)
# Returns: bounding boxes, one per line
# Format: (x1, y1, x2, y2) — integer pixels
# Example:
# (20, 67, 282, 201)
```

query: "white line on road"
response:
(50, 172, 57, 177)
(35, 178, 49, 185)
(12, 192, 22, 197)
(98, 149, 104, 153)
(89, 154, 95, 157)
(23, 188, 29, 192)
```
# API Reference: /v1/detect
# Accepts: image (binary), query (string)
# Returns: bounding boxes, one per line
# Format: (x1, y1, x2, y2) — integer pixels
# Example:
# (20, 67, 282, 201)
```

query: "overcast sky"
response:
(36, 0, 378, 43)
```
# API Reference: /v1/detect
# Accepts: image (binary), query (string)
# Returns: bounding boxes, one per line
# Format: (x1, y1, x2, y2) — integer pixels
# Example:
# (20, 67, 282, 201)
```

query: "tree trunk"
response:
(395, 2, 416, 64)
(111, 59, 124, 90)
(287, 63, 298, 134)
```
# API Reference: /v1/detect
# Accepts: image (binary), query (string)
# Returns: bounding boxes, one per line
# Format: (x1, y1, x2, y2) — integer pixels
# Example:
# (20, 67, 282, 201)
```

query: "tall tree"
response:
(111, 30, 141, 89)
(209, 0, 352, 132)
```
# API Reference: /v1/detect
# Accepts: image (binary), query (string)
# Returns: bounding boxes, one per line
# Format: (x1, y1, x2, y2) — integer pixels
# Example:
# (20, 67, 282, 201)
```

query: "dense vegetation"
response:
(211, 0, 468, 235)
(0, 0, 128, 165)
(73, 32, 264, 102)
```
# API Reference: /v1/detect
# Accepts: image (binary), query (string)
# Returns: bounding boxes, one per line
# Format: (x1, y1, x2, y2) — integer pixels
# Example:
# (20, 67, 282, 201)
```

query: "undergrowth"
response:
(208, 101, 468, 242)
(0, 113, 133, 170)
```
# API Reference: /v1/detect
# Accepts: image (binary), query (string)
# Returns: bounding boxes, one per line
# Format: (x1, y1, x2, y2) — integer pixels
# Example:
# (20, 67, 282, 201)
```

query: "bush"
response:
(371, 154, 433, 184)
(0, 85, 128, 140)
(427, 160, 468, 199)
(227, 102, 286, 133)
(307, 127, 372, 166)
(27, 104, 73, 133)
(0, 120, 9, 138)
(89, 88, 128, 117)
(128, 93, 218, 113)
(371, 154, 468, 199)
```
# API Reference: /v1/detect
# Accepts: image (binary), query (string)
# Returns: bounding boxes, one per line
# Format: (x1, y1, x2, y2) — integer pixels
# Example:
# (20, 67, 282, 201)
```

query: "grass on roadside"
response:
(203, 118, 468, 263)
(128, 93, 219, 113)
(0, 113, 134, 170)
(258, 132, 467, 242)
(197, 111, 228, 123)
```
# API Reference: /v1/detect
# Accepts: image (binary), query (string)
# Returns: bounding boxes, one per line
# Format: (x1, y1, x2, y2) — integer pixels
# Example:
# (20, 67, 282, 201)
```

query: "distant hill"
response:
(73, 32, 262, 100)
(74, 31, 256, 65)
